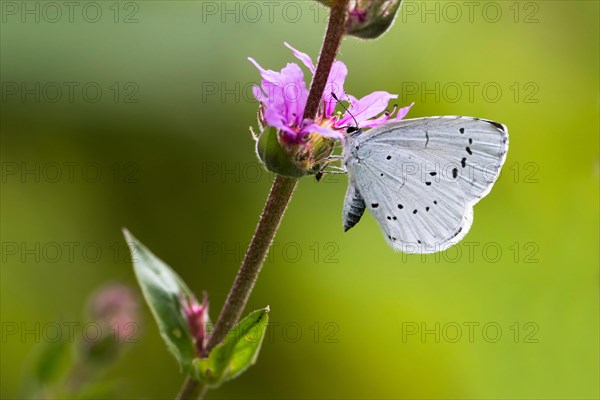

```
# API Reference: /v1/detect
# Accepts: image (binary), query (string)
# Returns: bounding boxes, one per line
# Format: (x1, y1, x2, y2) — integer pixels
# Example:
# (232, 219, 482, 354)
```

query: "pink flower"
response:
(89, 284, 139, 343)
(182, 294, 209, 356)
(249, 43, 413, 144)
(349, 6, 368, 24)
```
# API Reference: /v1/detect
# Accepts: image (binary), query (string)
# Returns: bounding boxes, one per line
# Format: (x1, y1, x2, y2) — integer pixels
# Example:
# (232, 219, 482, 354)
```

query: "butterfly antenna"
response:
(331, 92, 359, 131)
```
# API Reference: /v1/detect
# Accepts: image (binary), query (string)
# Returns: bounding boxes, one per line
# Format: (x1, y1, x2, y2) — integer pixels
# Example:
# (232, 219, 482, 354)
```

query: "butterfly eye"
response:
(346, 126, 360, 134)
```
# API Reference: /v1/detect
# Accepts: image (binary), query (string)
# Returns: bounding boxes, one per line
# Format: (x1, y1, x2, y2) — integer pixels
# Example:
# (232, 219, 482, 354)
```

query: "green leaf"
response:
(123, 229, 196, 371)
(193, 307, 269, 387)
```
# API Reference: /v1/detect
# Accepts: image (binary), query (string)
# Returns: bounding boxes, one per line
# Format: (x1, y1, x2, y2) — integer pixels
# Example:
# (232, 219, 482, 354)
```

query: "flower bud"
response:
(319, 0, 403, 39)
(182, 293, 209, 356)
(89, 284, 139, 341)
(82, 284, 140, 364)
(255, 126, 335, 178)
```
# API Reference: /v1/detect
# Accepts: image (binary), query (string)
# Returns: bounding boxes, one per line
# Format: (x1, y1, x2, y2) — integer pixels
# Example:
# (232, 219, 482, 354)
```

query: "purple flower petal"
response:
(302, 123, 344, 140)
(263, 103, 294, 135)
(323, 61, 348, 117)
(251, 57, 308, 130)
(346, 91, 398, 124)
(252, 85, 265, 102)
(248, 57, 281, 83)
(358, 102, 414, 128)
(278, 63, 308, 126)
(358, 113, 391, 129)
(284, 42, 315, 73)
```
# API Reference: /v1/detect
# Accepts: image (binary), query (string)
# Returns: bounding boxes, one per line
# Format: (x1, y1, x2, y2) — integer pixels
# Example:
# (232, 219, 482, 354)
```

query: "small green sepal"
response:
(193, 307, 270, 387)
(256, 127, 308, 177)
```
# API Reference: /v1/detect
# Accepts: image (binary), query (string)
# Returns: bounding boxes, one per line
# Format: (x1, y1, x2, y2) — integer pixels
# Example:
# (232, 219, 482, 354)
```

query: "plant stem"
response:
(204, 175, 298, 351)
(177, 176, 298, 400)
(303, 0, 350, 120)
(176, 1, 349, 398)
(176, 377, 206, 400)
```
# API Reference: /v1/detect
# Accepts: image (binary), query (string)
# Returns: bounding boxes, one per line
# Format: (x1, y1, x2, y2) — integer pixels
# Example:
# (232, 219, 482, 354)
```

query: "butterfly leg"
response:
(323, 166, 347, 173)
(314, 164, 347, 182)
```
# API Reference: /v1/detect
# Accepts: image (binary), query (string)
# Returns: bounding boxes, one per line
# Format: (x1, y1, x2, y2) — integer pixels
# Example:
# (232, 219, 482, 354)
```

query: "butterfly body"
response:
(342, 116, 508, 254)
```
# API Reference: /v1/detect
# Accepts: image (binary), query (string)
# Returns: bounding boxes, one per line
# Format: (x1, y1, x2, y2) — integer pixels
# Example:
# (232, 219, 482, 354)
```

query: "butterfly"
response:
(341, 116, 508, 254)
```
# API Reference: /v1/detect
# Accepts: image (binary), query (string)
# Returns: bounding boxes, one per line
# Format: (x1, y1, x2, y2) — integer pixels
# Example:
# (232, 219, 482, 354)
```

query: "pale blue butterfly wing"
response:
(342, 116, 508, 254)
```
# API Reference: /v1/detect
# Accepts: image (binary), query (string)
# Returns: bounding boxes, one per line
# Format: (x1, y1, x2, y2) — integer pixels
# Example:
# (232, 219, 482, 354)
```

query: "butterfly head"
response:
(345, 125, 362, 136)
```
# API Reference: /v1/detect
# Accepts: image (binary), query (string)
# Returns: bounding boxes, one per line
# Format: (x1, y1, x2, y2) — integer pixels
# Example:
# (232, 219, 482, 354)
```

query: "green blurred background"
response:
(1, 1, 598, 398)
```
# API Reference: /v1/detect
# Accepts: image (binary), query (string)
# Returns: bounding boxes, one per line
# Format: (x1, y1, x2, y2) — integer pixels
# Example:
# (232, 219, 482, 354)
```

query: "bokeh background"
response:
(1, 1, 598, 398)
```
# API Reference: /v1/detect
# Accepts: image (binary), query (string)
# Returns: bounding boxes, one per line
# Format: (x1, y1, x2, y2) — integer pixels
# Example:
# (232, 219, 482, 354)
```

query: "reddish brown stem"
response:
(303, 0, 350, 120)
(177, 1, 350, 398)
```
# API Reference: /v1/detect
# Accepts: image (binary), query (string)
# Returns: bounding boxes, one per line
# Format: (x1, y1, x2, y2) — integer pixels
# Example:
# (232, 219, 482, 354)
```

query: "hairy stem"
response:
(303, 0, 349, 120)
(176, 378, 206, 400)
(177, 1, 349, 398)
(204, 175, 298, 351)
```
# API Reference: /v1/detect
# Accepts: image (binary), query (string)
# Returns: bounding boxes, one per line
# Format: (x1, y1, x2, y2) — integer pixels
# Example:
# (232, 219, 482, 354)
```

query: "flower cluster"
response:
(249, 43, 412, 175)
